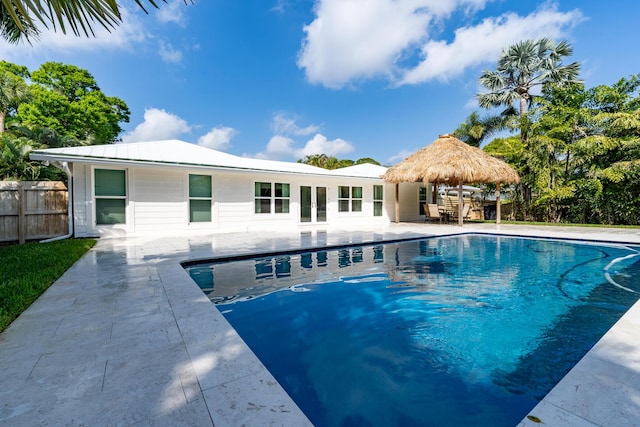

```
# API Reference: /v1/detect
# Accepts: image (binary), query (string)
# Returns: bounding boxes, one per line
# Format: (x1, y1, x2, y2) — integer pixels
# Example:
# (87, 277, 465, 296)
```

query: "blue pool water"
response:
(186, 235, 640, 426)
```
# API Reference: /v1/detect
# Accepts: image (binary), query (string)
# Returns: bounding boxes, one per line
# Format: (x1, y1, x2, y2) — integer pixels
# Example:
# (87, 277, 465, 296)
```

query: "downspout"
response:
(40, 161, 74, 243)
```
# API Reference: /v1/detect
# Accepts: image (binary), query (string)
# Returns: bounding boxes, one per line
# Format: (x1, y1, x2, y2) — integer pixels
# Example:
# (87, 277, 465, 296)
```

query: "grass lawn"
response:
(0, 238, 96, 332)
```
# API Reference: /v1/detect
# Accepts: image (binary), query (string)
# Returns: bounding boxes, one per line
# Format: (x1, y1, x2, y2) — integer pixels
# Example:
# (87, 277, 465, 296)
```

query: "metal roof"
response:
(30, 140, 387, 179)
(328, 163, 388, 178)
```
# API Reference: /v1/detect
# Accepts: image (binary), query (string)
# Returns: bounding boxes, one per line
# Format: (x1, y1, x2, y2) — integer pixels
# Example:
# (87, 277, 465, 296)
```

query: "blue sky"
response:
(2, 0, 639, 165)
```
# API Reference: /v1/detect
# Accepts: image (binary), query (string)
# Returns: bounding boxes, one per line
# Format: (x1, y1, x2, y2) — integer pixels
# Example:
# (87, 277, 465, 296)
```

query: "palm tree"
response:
(477, 38, 581, 209)
(454, 111, 512, 147)
(0, 3, 38, 43)
(0, 0, 190, 43)
(477, 38, 581, 118)
(0, 136, 40, 180)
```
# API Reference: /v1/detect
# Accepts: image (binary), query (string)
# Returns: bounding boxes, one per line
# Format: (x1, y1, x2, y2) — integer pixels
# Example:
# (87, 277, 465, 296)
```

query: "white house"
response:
(30, 140, 435, 238)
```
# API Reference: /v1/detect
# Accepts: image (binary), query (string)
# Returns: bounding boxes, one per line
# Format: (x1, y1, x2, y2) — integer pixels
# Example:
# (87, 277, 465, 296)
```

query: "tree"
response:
(575, 76, 640, 224)
(0, 0, 190, 43)
(477, 38, 581, 118)
(298, 154, 341, 169)
(477, 38, 581, 211)
(454, 111, 512, 147)
(0, 3, 38, 43)
(484, 74, 640, 225)
(0, 136, 39, 180)
(298, 154, 381, 169)
(0, 65, 30, 133)
(16, 62, 130, 144)
(355, 157, 381, 166)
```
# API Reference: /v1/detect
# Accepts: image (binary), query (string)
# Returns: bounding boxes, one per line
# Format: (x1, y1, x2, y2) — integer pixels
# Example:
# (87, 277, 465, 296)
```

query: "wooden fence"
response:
(0, 181, 69, 244)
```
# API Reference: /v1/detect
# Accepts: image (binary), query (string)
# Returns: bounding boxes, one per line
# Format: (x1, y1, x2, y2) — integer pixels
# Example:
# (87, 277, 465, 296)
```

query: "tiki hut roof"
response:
(382, 134, 520, 185)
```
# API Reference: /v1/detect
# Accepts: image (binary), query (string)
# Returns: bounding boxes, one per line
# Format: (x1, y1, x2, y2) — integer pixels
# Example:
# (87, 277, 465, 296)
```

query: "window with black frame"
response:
(338, 186, 362, 212)
(255, 182, 290, 214)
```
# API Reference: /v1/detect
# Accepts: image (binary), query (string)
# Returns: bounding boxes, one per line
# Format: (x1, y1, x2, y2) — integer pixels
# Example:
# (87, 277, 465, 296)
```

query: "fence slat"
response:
(0, 181, 68, 244)
(18, 183, 25, 244)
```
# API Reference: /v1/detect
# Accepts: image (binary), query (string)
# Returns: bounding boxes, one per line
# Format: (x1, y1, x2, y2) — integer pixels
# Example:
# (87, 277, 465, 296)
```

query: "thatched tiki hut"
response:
(383, 134, 520, 226)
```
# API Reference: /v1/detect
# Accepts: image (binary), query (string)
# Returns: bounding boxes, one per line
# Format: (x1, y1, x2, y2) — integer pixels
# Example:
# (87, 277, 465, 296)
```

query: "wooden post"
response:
(395, 183, 399, 223)
(18, 182, 25, 244)
(495, 183, 501, 225)
(457, 182, 464, 227)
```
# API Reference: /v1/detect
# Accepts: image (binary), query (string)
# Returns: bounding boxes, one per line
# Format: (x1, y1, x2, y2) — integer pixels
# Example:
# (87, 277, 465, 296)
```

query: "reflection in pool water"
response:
(185, 235, 640, 427)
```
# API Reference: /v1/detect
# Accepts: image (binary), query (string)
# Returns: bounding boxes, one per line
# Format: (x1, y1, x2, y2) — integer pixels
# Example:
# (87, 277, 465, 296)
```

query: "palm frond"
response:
(0, 0, 192, 42)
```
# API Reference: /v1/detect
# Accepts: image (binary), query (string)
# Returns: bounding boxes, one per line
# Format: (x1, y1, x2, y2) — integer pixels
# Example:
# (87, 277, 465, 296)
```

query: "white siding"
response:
(213, 172, 257, 231)
(132, 168, 186, 233)
(71, 164, 90, 237)
(69, 163, 393, 238)
(382, 185, 396, 222)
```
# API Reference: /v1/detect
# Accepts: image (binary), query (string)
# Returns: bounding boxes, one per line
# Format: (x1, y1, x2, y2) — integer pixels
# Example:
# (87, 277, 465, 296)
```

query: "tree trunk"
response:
(519, 96, 527, 117)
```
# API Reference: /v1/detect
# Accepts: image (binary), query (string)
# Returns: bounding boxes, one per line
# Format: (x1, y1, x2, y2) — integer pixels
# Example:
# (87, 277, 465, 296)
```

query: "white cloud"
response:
(249, 135, 295, 160)
(271, 0, 288, 14)
(399, 6, 583, 85)
(121, 108, 191, 142)
(197, 126, 237, 150)
(294, 133, 354, 158)
(0, 4, 192, 65)
(298, 0, 435, 88)
(159, 41, 183, 63)
(250, 133, 353, 161)
(266, 135, 295, 154)
(297, 1, 583, 88)
(0, 7, 147, 61)
(156, 0, 188, 26)
(387, 149, 414, 164)
(272, 113, 319, 136)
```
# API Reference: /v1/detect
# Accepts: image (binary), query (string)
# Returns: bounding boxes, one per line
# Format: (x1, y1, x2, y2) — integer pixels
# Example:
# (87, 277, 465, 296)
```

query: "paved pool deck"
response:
(1, 222, 640, 426)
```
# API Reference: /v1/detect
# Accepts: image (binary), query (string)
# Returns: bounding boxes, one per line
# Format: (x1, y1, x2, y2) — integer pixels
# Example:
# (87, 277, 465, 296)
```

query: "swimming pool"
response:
(185, 234, 640, 426)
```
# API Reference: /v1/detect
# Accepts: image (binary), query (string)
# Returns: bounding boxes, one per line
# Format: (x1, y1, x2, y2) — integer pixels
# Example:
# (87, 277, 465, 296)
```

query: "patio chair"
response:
(461, 203, 472, 219)
(424, 203, 441, 223)
(452, 203, 472, 221)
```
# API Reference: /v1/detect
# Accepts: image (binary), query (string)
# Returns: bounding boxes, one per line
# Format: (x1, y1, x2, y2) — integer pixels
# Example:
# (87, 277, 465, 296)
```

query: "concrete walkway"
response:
(1, 223, 640, 426)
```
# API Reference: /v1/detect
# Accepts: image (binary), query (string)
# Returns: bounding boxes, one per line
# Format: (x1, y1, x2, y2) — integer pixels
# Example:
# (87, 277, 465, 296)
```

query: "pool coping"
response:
(1, 223, 639, 426)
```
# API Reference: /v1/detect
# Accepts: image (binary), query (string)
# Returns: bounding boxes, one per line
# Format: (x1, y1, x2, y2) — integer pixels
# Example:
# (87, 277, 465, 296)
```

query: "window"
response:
(255, 182, 271, 213)
(255, 182, 290, 214)
(352, 186, 362, 212)
(274, 183, 290, 213)
(95, 169, 126, 225)
(338, 186, 350, 212)
(338, 186, 362, 212)
(373, 185, 383, 216)
(419, 186, 428, 215)
(189, 174, 212, 222)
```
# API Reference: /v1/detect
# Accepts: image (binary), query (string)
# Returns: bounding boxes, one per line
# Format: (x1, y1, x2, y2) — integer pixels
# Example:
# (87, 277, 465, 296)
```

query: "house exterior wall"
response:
(70, 163, 394, 238)
(71, 164, 90, 237)
(130, 168, 186, 234)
